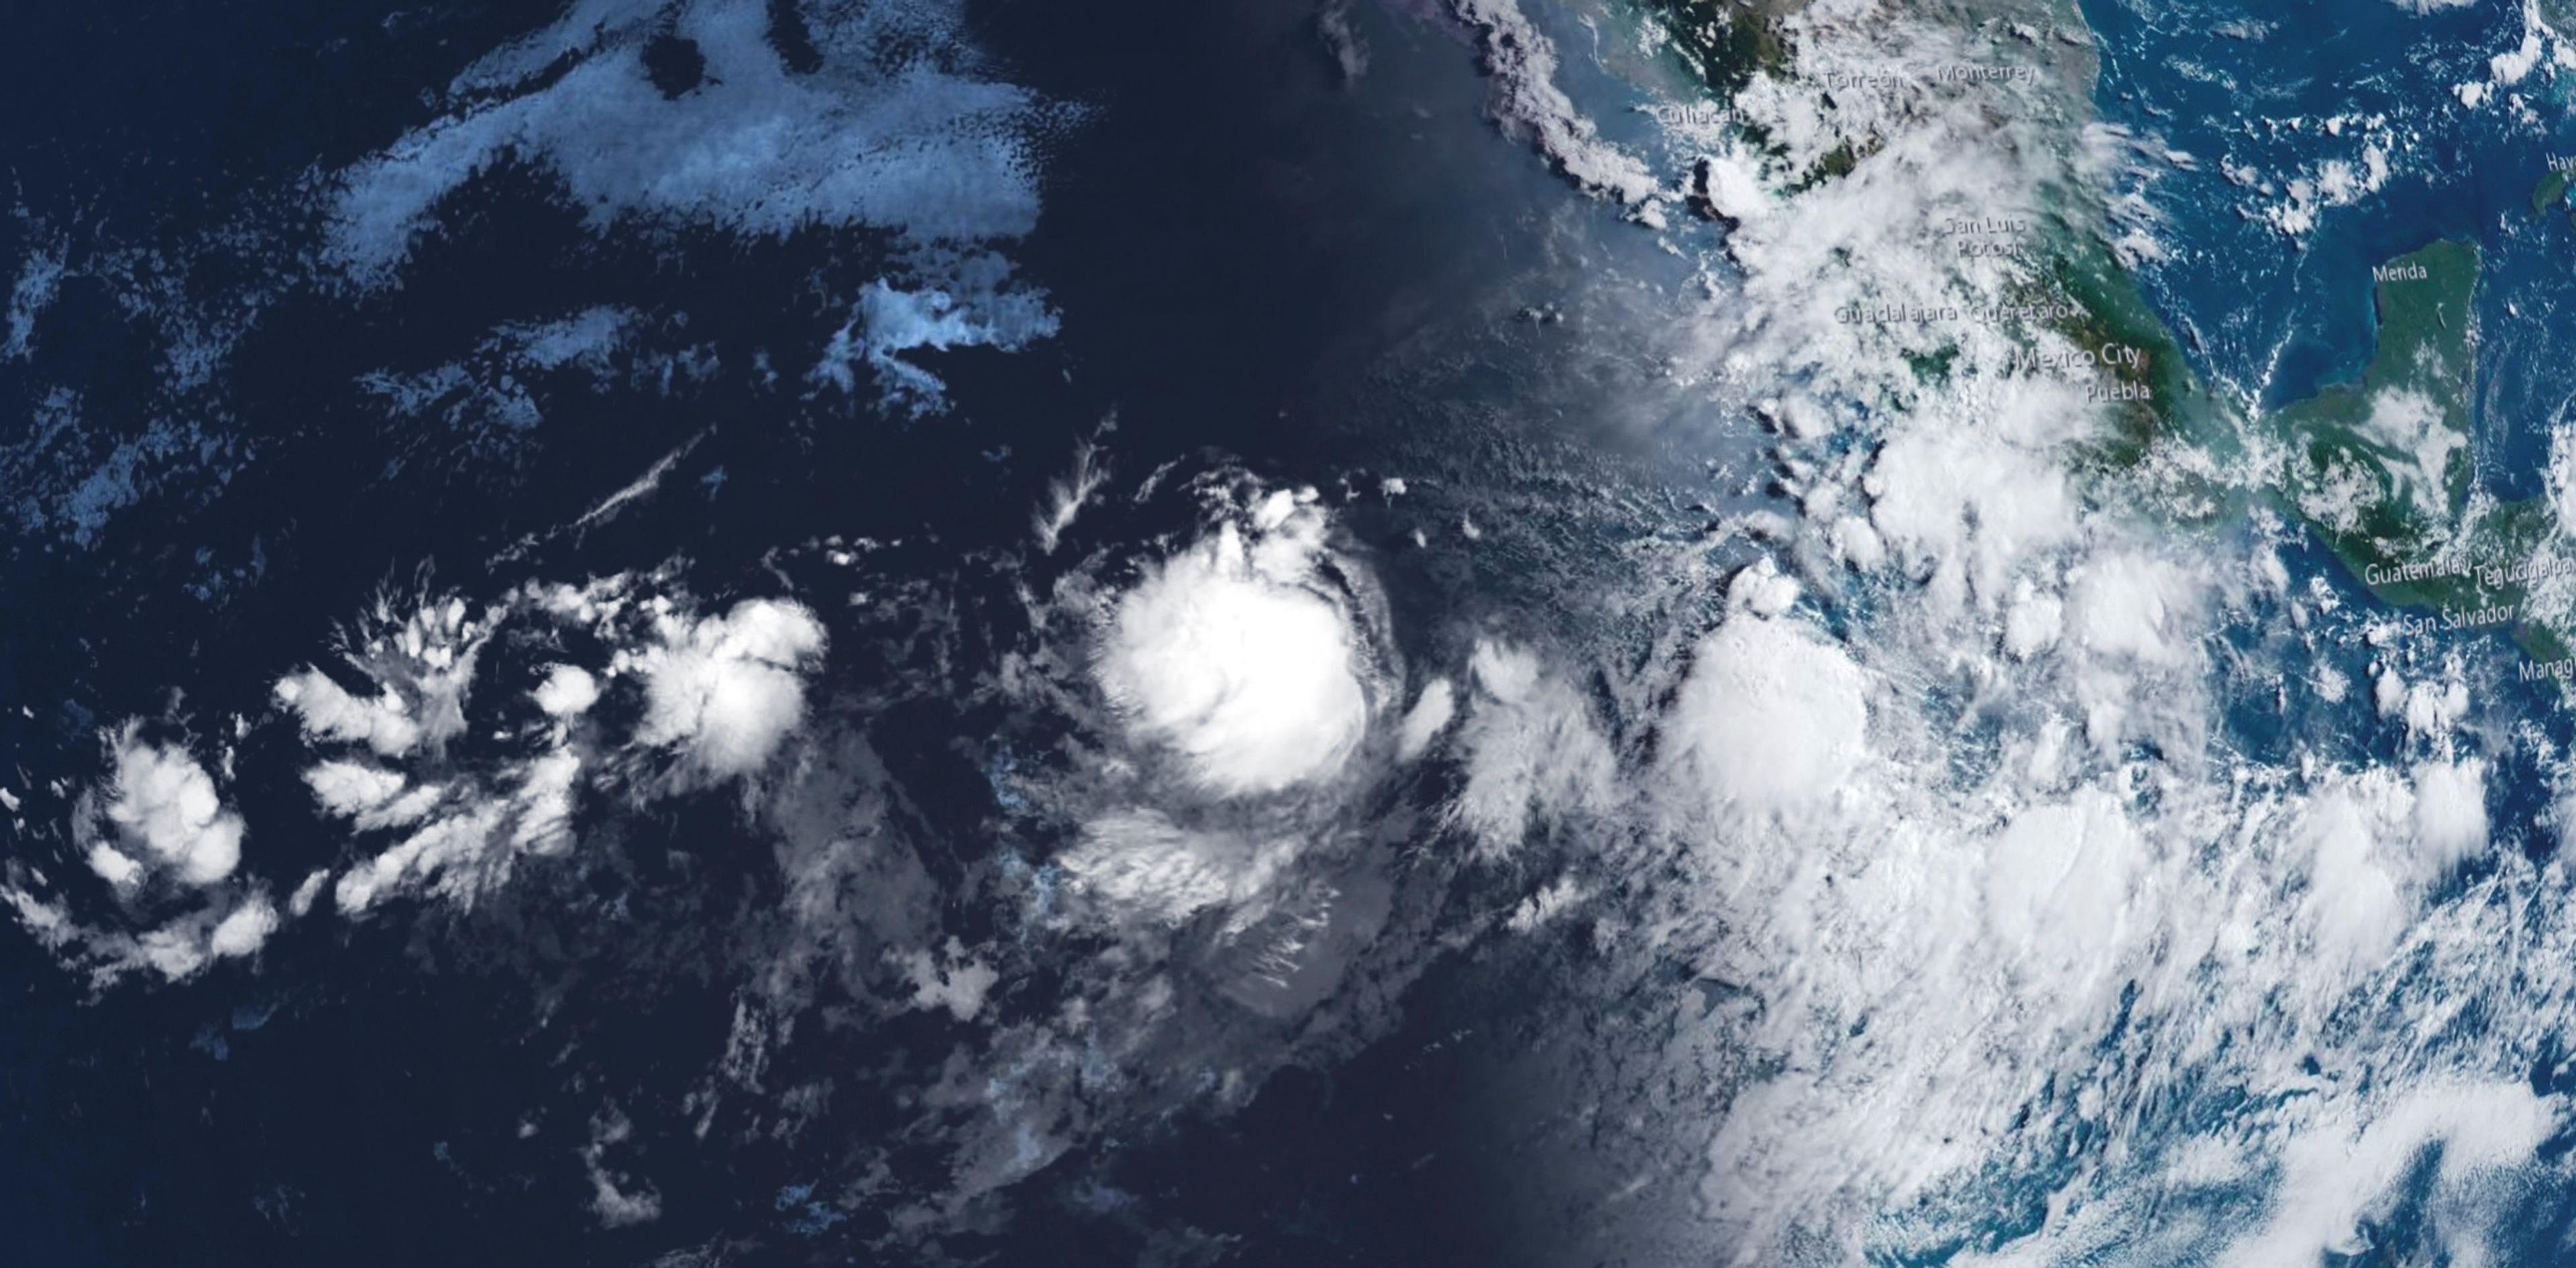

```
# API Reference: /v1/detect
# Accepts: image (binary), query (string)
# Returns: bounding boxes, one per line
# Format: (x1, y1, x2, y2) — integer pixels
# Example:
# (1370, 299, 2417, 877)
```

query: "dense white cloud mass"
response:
(2069, 552, 2196, 666)
(1, 725, 278, 983)
(631, 598, 828, 779)
(334, 803, 513, 915)
(1978, 792, 2145, 989)
(91, 726, 245, 888)
(532, 665, 600, 718)
(274, 670, 425, 756)
(1665, 615, 1868, 821)
(2296, 784, 2412, 974)
(280, 583, 830, 916)
(207, 894, 281, 959)
(2410, 757, 2489, 867)
(83, 844, 142, 890)
(303, 759, 409, 819)
(1097, 515, 1368, 797)
(1394, 678, 1456, 761)
(1412, 5, 2573, 1265)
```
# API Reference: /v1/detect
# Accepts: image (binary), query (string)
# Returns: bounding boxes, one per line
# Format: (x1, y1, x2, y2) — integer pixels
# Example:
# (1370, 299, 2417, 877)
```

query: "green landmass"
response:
(1637, 0, 1798, 99)
(2532, 166, 2569, 219)
(1624, 0, 2524, 588)
(1635, 1, 1904, 193)
(2542, 0, 2576, 44)
(1907, 199, 2244, 521)
(2269, 238, 2476, 548)
(2517, 612, 2573, 665)
(1789, 138, 1866, 193)
(2037, 221, 2234, 484)
(2264, 239, 2574, 658)
(1629, 1, 2574, 674)
(1631, 0, 2220, 474)
(2530, 164, 2576, 232)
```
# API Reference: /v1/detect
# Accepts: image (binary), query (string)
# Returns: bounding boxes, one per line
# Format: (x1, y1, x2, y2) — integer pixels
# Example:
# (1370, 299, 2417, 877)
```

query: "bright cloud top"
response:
(302, 585, 826, 917)
(631, 598, 828, 779)
(0, 579, 844, 951)
(533, 665, 602, 717)
(87, 726, 246, 889)
(1, 725, 279, 985)
(274, 595, 489, 759)
(1097, 502, 1369, 798)
(1666, 611, 1870, 820)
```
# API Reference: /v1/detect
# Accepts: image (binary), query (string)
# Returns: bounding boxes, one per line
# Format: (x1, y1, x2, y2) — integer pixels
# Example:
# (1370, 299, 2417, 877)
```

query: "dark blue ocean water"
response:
(0, 1, 1696, 1263)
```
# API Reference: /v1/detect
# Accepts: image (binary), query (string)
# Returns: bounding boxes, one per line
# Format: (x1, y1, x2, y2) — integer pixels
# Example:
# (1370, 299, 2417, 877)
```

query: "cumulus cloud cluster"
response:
(1449, 640, 1617, 858)
(86, 727, 246, 890)
(1, 542, 857, 1012)
(629, 598, 828, 780)
(1, 572, 846, 971)
(1055, 811, 1301, 931)
(274, 595, 488, 758)
(1, 725, 278, 984)
(1391, 5, 2564, 1263)
(307, 584, 828, 916)
(1097, 492, 1371, 798)
(1664, 611, 1868, 823)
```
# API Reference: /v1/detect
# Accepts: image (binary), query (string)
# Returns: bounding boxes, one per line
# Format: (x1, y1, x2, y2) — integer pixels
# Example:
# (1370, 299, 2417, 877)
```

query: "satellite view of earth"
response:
(20, 0, 2576, 1263)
